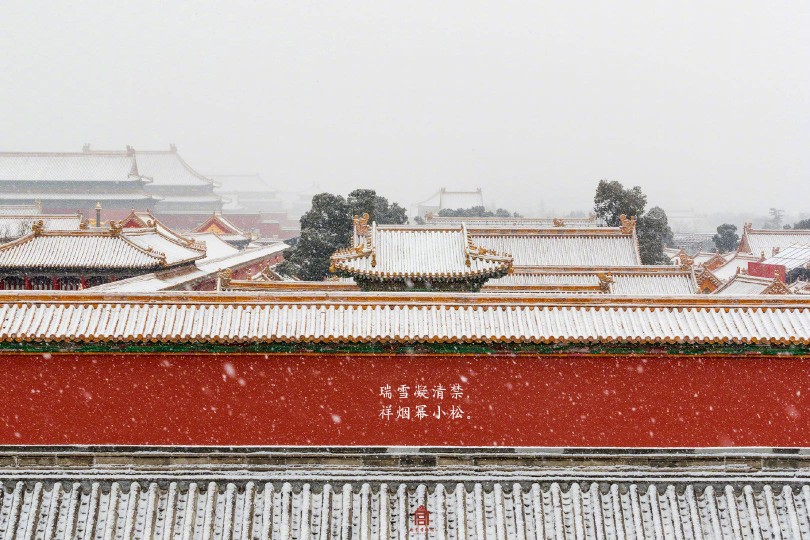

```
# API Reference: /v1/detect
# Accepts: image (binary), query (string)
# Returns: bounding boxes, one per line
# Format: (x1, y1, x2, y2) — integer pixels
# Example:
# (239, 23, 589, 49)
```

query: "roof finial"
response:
(553, 218, 565, 227)
(743, 222, 753, 232)
(82, 143, 91, 152)
(619, 214, 637, 234)
(597, 272, 614, 293)
(218, 268, 232, 290)
(126, 145, 135, 154)
(109, 220, 123, 236)
(31, 220, 44, 237)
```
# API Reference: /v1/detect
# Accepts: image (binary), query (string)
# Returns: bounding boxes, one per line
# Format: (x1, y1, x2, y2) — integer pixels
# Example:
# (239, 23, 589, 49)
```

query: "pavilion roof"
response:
(0, 291, 808, 345)
(330, 217, 512, 281)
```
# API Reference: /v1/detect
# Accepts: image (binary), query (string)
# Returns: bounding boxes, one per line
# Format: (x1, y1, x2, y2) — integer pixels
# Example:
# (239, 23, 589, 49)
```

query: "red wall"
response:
(1, 353, 808, 447)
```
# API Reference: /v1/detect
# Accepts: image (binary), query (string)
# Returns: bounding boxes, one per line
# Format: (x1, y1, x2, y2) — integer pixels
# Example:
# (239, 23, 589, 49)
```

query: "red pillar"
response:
(52, 276, 60, 290)
(24, 276, 31, 290)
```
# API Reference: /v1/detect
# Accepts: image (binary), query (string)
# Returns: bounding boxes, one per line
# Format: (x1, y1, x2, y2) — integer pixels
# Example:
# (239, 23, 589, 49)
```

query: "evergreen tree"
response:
(437, 206, 521, 217)
(277, 190, 407, 281)
(637, 207, 674, 265)
(712, 223, 739, 253)
(593, 180, 647, 227)
(593, 180, 672, 265)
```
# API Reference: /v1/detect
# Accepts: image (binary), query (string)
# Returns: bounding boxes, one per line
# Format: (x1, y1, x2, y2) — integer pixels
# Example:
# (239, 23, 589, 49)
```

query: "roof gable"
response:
(330, 215, 512, 286)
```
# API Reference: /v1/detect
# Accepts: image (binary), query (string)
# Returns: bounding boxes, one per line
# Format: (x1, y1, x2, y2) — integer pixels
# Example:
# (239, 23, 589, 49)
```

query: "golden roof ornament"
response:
(597, 272, 615, 293)
(743, 222, 753, 232)
(680, 254, 695, 271)
(553, 218, 565, 227)
(31, 220, 44, 237)
(218, 268, 233, 289)
(109, 220, 123, 236)
(353, 213, 370, 237)
(618, 214, 637, 234)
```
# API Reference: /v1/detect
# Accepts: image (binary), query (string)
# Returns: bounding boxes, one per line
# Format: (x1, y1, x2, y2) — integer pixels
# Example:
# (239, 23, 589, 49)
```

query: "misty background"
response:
(1, 0, 808, 222)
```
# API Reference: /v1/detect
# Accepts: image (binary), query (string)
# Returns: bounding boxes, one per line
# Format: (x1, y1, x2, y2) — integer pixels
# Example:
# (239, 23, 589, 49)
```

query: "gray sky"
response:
(1, 1, 808, 216)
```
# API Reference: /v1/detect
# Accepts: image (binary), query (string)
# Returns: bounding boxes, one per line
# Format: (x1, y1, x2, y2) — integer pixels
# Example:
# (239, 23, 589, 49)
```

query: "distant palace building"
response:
(415, 187, 485, 218)
(0, 151, 159, 214)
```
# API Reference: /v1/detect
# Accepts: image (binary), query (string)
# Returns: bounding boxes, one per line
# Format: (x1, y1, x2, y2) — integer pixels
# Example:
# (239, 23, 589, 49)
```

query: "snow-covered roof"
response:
(89, 242, 287, 292)
(0, 225, 204, 270)
(762, 244, 810, 272)
(0, 203, 41, 215)
(470, 226, 640, 267)
(0, 214, 83, 241)
(1, 473, 809, 540)
(487, 267, 698, 295)
(710, 252, 763, 281)
(740, 226, 810, 257)
(425, 215, 599, 228)
(192, 213, 247, 236)
(0, 293, 808, 344)
(210, 173, 274, 193)
(129, 149, 214, 187)
(187, 232, 240, 262)
(714, 274, 791, 295)
(331, 218, 512, 281)
(0, 152, 142, 182)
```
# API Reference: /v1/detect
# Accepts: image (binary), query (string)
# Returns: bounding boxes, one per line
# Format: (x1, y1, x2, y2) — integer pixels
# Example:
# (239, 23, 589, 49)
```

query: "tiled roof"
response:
(122, 229, 206, 265)
(425, 215, 599, 228)
(714, 274, 791, 295)
(711, 253, 763, 281)
(487, 268, 698, 295)
(0, 192, 157, 201)
(331, 221, 512, 280)
(88, 243, 287, 292)
(0, 152, 142, 182)
(470, 228, 641, 267)
(188, 232, 240, 262)
(740, 228, 810, 257)
(762, 244, 810, 272)
(0, 214, 83, 241)
(192, 213, 247, 236)
(0, 203, 41, 215)
(0, 293, 808, 344)
(1, 476, 810, 540)
(0, 226, 204, 270)
(130, 150, 214, 187)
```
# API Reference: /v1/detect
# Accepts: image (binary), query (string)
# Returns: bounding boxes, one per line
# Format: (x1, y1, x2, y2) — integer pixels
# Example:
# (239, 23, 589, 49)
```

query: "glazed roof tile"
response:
(331, 222, 512, 280)
(0, 152, 142, 182)
(1, 475, 810, 540)
(0, 292, 808, 344)
(741, 228, 810, 257)
(425, 215, 599, 228)
(762, 244, 810, 271)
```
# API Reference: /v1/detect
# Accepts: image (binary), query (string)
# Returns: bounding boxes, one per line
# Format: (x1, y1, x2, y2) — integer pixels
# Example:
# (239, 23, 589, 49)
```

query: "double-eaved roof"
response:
(330, 215, 512, 289)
